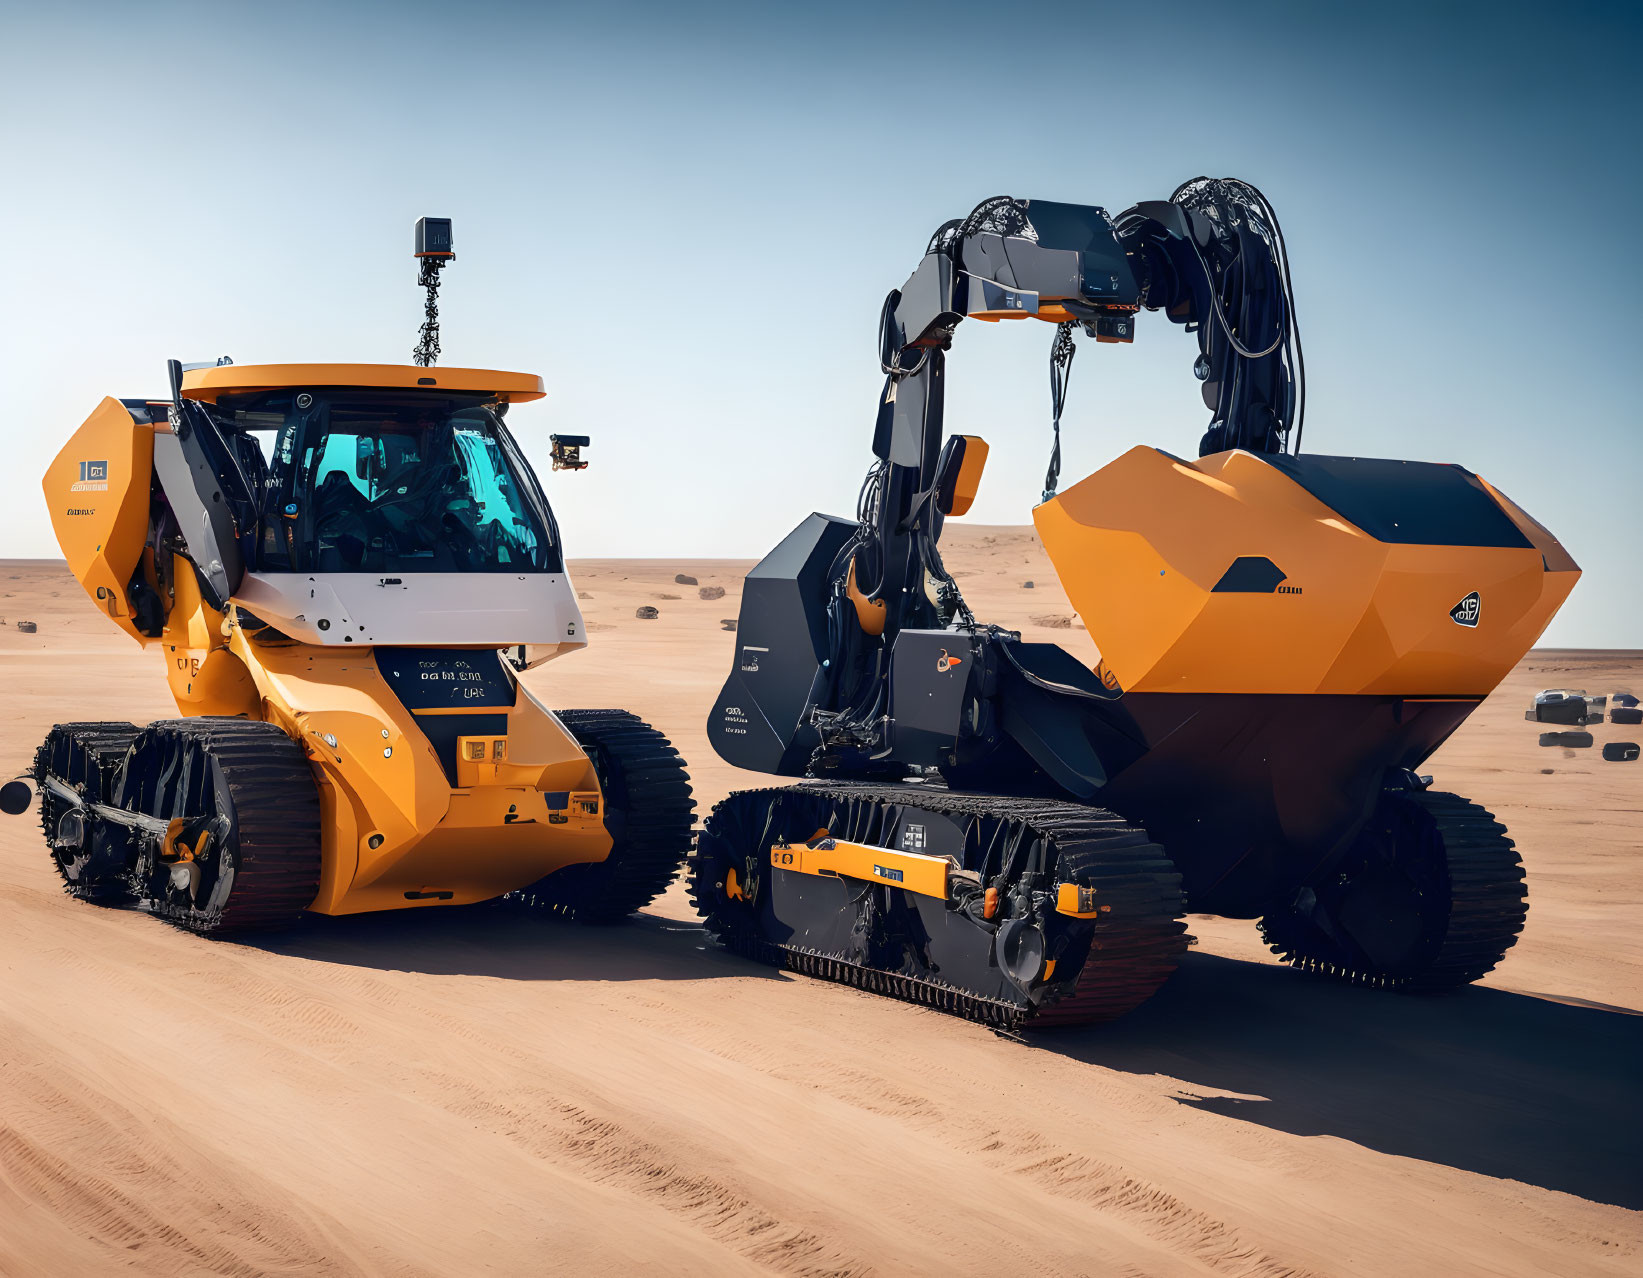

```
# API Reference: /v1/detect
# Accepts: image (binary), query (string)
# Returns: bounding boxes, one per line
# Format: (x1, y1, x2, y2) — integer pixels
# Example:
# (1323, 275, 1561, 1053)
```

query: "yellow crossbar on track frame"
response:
(769, 836, 951, 899)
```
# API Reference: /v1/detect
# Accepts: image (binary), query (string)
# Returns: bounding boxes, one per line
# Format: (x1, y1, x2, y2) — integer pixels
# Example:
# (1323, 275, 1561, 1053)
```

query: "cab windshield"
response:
(216, 391, 563, 574)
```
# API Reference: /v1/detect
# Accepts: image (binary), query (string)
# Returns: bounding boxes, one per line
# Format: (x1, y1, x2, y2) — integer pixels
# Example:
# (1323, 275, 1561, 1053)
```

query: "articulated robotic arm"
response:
(710, 179, 1306, 779)
(879, 178, 1303, 465)
(851, 178, 1304, 640)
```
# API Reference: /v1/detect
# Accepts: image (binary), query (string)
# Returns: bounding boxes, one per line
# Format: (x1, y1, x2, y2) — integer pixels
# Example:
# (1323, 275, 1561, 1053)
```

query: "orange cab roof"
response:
(179, 363, 546, 404)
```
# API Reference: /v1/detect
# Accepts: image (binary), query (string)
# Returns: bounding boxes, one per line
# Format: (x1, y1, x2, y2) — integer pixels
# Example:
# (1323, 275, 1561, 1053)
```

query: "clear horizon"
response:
(1, 0, 1637, 645)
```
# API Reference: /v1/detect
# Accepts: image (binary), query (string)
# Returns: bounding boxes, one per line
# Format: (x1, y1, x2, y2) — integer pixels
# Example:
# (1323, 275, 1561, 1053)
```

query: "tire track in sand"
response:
(0, 1078, 360, 1276)
(775, 1059, 1317, 1278)
(405, 1067, 871, 1278)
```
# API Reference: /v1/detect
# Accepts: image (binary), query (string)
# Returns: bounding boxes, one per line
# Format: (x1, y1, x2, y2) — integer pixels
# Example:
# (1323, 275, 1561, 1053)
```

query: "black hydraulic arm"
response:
(858, 180, 1302, 621)
(1116, 178, 1305, 457)
(803, 181, 1303, 766)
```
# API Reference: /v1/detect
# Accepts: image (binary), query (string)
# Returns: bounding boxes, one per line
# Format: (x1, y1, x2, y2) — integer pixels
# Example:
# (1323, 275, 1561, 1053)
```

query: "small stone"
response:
(720, 619, 737, 632)
(698, 585, 726, 601)
(578, 590, 593, 600)
(1030, 614, 1072, 629)
(16, 620, 37, 633)
(635, 606, 660, 620)
(656, 593, 681, 600)
(674, 573, 698, 586)
(1022, 581, 1035, 589)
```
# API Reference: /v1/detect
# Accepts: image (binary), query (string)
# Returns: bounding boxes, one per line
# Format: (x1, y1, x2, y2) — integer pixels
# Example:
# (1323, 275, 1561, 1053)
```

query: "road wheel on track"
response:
(115, 719, 322, 935)
(34, 721, 142, 903)
(1259, 788, 1526, 992)
(510, 709, 695, 924)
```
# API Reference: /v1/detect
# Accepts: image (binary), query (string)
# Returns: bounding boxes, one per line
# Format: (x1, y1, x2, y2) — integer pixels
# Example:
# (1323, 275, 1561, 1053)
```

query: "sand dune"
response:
(1, 527, 1638, 1276)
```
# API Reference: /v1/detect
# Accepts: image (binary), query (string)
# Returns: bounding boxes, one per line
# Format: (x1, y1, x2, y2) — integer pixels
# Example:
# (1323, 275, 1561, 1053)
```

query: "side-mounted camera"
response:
(550, 435, 590, 471)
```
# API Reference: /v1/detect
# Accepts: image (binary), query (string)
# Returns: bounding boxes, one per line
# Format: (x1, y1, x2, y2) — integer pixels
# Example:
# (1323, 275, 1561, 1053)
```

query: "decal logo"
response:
(1450, 592, 1481, 628)
(936, 648, 964, 674)
(901, 824, 926, 851)
(873, 865, 905, 883)
(1095, 661, 1122, 693)
(71, 459, 108, 493)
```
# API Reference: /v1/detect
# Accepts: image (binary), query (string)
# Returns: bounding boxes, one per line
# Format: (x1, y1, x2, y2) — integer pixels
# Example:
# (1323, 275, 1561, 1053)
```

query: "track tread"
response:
(135, 719, 322, 936)
(32, 718, 320, 932)
(690, 781, 1186, 1031)
(34, 722, 142, 904)
(510, 709, 696, 923)
(1259, 788, 1526, 992)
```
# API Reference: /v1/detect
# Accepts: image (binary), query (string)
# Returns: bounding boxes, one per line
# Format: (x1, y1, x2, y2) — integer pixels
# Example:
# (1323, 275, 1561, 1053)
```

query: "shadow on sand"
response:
(1038, 951, 1643, 1209)
(245, 902, 770, 985)
(251, 908, 1639, 1208)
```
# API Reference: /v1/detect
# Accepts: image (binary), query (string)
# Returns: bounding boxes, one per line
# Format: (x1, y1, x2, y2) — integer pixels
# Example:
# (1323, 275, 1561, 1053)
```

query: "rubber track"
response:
(510, 709, 695, 923)
(690, 782, 1186, 1031)
(1260, 789, 1527, 992)
(34, 722, 141, 903)
(136, 719, 322, 935)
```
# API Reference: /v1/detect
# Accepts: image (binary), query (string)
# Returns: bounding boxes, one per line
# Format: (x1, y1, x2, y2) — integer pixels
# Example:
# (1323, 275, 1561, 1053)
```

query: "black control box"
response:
(889, 629, 979, 766)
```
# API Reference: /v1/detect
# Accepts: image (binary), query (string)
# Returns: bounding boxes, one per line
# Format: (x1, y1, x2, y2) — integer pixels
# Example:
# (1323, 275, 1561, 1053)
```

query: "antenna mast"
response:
(412, 217, 454, 366)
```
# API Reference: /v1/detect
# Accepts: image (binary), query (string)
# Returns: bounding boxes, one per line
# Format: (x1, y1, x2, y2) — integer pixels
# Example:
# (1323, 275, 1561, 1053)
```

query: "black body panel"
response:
(1265, 454, 1533, 548)
(375, 647, 516, 785)
(1103, 692, 1478, 916)
(708, 514, 859, 775)
(376, 647, 515, 709)
(982, 640, 1145, 799)
(887, 630, 978, 766)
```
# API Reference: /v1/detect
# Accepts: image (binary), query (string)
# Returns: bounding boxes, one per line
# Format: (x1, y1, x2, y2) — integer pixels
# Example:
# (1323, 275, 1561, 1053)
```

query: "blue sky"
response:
(1, 0, 1637, 645)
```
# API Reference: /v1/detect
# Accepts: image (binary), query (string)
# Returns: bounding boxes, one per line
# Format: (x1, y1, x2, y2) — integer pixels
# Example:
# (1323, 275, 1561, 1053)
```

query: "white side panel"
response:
(234, 572, 588, 650)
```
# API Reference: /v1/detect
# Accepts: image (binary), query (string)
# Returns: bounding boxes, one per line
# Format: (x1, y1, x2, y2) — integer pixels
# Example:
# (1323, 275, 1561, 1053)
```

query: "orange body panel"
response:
(179, 363, 545, 404)
(226, 625, 609, 914)
(846, 559, 888, 636)
(42, 398, 156, 645)
(945, 435, 989, 517)
(1034, 447, 1579, 697)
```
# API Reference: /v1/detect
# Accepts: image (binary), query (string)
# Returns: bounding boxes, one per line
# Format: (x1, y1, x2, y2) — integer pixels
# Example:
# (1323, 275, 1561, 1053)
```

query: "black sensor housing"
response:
(415, 217, 454, 258)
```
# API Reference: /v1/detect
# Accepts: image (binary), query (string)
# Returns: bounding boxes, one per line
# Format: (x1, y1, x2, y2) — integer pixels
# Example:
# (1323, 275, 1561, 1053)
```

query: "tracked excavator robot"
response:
(1, 220, 694, 934)
(696, 179, 1578, 1030)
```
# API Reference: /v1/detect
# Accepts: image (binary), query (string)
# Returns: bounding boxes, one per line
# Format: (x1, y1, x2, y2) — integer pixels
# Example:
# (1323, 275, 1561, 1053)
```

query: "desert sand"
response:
(0, 526, 1638, 1277)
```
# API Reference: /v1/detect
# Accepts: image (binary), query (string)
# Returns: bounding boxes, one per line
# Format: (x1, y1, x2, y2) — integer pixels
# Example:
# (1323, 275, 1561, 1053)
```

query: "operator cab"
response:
(217, 390, 563, 575)
(174, 363, 587, 653)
